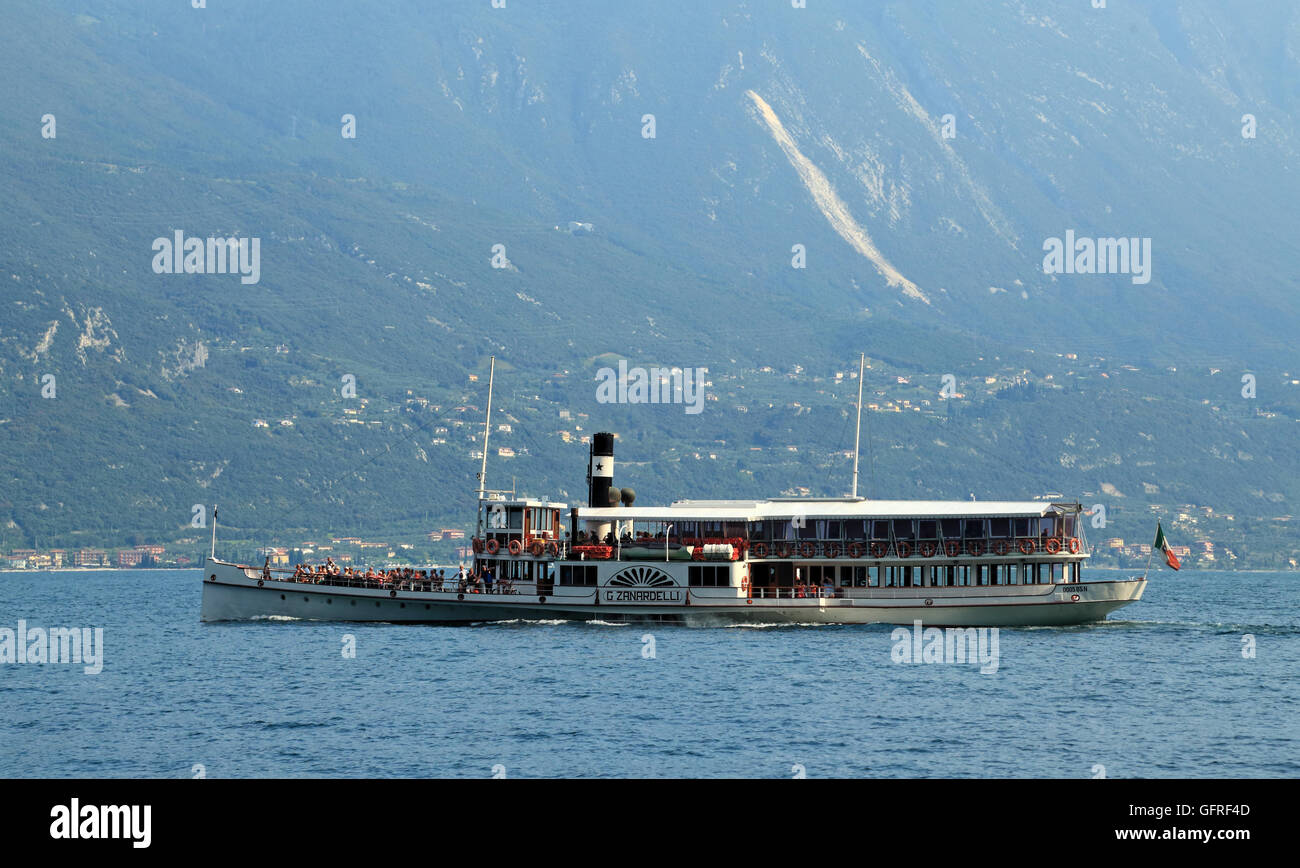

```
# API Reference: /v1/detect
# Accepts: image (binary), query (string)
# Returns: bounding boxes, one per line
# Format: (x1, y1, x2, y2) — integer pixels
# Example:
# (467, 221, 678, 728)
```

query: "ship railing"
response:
(745, 535, 1084, 559)
(246, 567, 558, 596)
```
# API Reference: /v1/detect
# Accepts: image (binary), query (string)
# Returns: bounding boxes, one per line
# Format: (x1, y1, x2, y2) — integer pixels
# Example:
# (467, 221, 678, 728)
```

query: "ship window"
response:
(918, 520, 938, 539)
(963, 519, 985, 539)
(1063, 514, 1076, 537)
(1005, 564, 1019, 585)
(940, 518, 961, 539)
(1049, 563, 1062, 582)
(870, 520, 890, 540)
(958, 565, 971, 586)
(892, 519, 916, 540)
(1013, 518, 1031, 537)
(844, 520, 868, 540)
(868, 566, 881, 587)
(976, 565, 990, 586)
(797, 521, 818, 540)
(559, 565, 597, 586)
(825, 520, 842, 540)
(852, 566, 868, 587)
(689, 565, 729, 587)
(989, 517, 1011, 538)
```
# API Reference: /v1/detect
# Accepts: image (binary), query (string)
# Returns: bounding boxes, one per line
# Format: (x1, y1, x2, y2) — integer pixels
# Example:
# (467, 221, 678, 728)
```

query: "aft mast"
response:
(475, 356, 496, 538)
(851, 352, 865, 499)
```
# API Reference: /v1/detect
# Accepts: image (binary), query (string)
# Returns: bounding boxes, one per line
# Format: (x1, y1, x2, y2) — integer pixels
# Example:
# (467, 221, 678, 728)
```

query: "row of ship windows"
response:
(780, 563, 1079, 587)
(748, 516, 1074, 542)
(547, 562, 1079, 588)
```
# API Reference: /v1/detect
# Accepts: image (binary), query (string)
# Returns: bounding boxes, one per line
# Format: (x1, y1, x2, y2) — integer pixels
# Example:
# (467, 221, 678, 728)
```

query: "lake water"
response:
(0, 568, 1295, 778)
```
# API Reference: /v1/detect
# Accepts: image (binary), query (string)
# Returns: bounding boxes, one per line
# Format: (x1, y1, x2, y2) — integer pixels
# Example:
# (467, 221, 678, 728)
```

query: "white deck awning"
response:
(577, 498, 1071, 522)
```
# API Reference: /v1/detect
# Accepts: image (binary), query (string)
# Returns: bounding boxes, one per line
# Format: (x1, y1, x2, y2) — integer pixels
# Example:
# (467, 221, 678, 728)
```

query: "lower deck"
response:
(200, 558, 1146, 627)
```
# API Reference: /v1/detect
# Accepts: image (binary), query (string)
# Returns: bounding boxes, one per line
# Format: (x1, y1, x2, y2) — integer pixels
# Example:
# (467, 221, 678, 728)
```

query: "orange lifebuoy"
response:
(752, 542, 768, 558)
(777, 544, 794, 559)
(1018, 538, 1035, 555)
(799, 542, 815, 559)
(967, 540, 984, 557)
(546, 540, 559, 557)
(869, 542, 887, 559)
(692, 546, 705, 561)
(944, 541, 960, 557)
(825, 543, 841, 558)
(1068, 538, 1080, 554)
(920, 541, 937, 558)
(471, 537, 484, 554)
(1045, 538, 1062, 555)
(993, 539, 1010, 556)
(508, 539, 523, 556)
(485, 538, 500, 554)
(847, 542, 864, 559)
(896, 541, 913, 559)
(528, 539, 544, 557)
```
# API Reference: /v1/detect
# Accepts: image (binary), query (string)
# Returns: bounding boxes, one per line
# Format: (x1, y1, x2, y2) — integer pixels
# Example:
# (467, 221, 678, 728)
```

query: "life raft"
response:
(485, 538, 501, 554)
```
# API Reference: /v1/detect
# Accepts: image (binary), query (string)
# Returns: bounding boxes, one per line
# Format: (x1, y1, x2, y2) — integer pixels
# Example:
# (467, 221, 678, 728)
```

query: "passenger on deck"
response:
(262, 557, 272, 581)
(484, 567, 495, 594)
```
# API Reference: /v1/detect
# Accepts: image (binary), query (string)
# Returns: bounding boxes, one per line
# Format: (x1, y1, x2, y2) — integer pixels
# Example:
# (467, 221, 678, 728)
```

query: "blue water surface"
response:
(0, 568, 1295, 778)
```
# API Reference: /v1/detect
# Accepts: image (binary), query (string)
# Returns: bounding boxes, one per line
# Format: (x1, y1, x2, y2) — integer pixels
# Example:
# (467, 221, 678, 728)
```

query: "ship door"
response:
(759, 562, 793, 598)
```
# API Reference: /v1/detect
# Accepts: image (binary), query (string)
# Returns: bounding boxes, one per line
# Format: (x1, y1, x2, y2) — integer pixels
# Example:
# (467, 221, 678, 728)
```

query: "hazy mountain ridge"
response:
(0, 1, 1297, 566)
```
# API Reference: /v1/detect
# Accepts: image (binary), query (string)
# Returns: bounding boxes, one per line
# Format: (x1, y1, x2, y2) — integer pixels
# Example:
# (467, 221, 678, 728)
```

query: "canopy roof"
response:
(578, 498, 1075, 522)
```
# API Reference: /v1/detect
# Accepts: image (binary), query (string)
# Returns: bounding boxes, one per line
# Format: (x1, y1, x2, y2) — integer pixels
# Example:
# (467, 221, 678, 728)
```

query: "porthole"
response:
(280, 594, 285, 600)
(425, 604, 431, 610)
(327, 599, 332, 605)
(400, 603, 406, 609)
(303, 597, 309, 602)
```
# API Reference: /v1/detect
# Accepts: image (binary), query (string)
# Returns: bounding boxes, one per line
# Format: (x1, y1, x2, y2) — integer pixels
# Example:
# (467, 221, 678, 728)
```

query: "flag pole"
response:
(1142, 520, 1157, 581)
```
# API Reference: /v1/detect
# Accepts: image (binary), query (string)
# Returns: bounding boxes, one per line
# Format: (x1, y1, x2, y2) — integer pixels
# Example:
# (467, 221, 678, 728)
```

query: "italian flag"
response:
(1153, 522, 1181, 570)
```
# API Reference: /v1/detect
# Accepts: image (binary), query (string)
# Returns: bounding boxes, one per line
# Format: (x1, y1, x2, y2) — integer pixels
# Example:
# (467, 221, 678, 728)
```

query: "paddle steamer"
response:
(201, 361, 1145, 626)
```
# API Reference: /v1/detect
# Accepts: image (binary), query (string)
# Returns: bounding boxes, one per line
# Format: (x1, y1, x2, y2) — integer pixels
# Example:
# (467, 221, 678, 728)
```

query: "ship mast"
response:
(476, 356, 495, 501)
(851, 352, 865, 499)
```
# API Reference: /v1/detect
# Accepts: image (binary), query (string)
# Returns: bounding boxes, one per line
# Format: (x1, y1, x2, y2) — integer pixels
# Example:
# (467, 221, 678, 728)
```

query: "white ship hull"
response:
(200, 558, 1145, 627)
